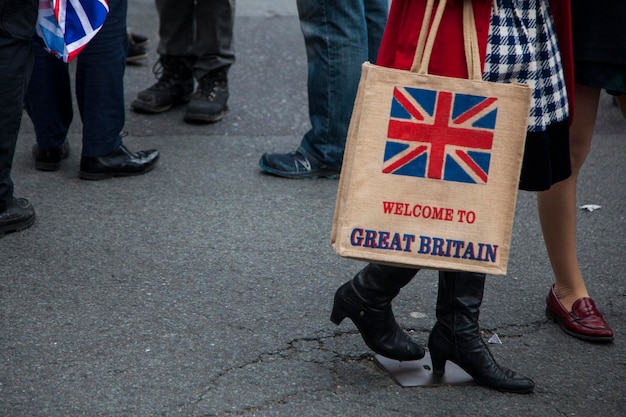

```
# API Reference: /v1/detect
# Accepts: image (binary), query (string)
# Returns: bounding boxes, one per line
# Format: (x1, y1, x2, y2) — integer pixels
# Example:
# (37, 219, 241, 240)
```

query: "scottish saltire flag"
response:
(382, 86, 498, 184)
(36, 0, 109, 63)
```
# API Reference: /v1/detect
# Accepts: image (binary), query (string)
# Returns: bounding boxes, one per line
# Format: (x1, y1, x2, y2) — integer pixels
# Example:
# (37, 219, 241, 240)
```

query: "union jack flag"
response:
(36, 0, 109, 63)
(382, 86, 498, 184)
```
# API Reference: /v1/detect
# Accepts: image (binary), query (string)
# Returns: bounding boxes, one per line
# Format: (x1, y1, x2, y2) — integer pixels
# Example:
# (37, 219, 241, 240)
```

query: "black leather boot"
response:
(331, 264, 425, 361)
(184, 69, 229, 123)
(131, 55, 194, 113)
(428, 271, 535, 394)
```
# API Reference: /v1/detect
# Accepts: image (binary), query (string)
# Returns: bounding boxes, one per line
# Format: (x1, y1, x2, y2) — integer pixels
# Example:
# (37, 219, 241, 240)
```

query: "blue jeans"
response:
(0, 0, 37, 211)
(296, 0, 388, 167)
(24, 0, 128, 157)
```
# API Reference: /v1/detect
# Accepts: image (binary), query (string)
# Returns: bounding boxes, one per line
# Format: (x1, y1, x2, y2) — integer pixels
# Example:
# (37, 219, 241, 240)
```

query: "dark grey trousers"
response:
(155, 0, 236, 80)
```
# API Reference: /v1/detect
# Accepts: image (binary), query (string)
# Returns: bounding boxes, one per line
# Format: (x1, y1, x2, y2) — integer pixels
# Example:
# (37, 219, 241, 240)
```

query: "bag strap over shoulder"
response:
(410, 0, 482, 81)
(411, 0, 445, 74)
(463, 0, 482, 80)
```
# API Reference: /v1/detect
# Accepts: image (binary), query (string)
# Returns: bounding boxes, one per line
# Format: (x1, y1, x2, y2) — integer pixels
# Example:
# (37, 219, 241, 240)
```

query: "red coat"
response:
(377, 0, 574, 116)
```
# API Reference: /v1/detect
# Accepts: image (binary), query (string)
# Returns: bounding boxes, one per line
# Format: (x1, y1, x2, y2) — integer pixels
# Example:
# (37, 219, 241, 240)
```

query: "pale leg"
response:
(536, 85, 601, 311)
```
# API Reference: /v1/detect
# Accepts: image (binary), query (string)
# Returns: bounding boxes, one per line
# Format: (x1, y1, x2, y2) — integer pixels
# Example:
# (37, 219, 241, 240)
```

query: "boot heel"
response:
(430, 352, 446, 376)
(330, 303, 346, 325)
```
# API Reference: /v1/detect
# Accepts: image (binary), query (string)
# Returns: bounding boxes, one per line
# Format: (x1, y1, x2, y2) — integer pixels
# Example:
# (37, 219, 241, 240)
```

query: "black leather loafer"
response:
(32, 142, 70, 171)
(79, 145, 159, 180)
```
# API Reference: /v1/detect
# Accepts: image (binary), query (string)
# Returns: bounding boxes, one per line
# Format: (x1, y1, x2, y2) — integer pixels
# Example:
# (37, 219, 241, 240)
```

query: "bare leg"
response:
(536, 84, 600, 311)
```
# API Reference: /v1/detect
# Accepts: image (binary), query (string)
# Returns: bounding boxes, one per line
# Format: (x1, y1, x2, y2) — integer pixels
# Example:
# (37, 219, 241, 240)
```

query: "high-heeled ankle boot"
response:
(330, 263, 425, 361)
(427, 271, 535, 394)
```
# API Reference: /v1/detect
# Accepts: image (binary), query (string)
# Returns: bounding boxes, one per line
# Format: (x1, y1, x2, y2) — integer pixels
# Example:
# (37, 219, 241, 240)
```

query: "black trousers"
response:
(0, 0, 38, 211)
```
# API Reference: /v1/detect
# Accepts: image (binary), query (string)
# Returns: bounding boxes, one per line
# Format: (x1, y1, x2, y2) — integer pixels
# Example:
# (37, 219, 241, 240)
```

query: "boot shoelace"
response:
(193, 76, 226, 100)
(150, 60, 190, 90)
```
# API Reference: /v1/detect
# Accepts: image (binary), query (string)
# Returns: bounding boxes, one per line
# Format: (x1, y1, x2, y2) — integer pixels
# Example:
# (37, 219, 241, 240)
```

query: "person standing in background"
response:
(0, 0, 37, 237)
(24, 0, 160, 180)
(259, 0, 388, 178)
(131, 0, 235, 124)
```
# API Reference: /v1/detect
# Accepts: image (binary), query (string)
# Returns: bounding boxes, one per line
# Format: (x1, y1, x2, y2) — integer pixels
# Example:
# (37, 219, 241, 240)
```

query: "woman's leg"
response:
(537, 84, 600, 310)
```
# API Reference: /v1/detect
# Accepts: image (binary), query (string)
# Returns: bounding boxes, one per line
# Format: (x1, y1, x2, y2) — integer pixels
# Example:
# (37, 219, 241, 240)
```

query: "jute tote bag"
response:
(331, 0, 532, 275)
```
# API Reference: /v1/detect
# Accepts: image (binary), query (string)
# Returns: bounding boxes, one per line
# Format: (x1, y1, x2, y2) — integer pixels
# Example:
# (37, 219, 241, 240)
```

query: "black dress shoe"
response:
(0, 197, 36, 238)
(79, 145, 159, 180)
(32, 142, 70, 171)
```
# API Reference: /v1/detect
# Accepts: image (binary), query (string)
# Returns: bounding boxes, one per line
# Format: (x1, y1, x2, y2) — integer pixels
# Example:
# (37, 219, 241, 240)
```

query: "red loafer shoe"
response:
(546, 285, 614, 342)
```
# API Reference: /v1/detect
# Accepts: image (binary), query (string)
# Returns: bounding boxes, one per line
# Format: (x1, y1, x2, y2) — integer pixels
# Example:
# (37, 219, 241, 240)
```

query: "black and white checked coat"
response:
(483, 0, 569, 132)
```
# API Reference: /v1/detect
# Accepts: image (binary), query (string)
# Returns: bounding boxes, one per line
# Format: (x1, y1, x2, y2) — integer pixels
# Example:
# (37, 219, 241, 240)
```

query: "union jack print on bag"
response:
(36, 0, 109, 63)
(383, 87, 498, 184)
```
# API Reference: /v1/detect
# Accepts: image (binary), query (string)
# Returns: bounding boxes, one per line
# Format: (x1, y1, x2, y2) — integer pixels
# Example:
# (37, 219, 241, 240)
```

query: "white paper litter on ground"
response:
(579, 204, 601, 212)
